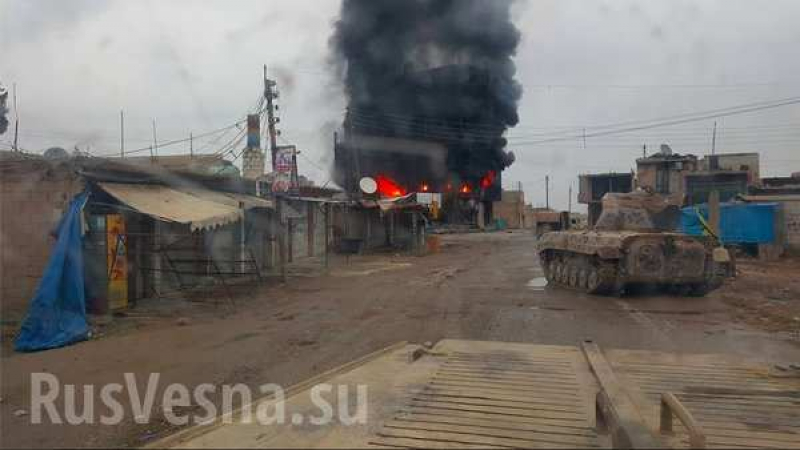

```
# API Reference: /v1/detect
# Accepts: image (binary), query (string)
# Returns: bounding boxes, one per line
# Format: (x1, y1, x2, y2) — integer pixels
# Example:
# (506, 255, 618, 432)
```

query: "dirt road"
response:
(1, 231, 798, 448)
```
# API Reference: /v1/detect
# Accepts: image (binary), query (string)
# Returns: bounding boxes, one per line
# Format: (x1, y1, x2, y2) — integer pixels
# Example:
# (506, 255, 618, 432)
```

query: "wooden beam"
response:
(581, 341, 662, 449)
(660, 392, 706, 449)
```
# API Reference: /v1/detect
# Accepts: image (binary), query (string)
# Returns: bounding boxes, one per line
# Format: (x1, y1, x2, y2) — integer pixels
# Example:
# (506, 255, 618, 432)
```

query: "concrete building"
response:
(493, 190, 525, 229)
(700, 152, 760, 186)
(636, 147, 699, 197)
(1, 151, 428, 321)
(1, 153, 281, 321)
(0, 153, 84, 320)
(684, 171, 750, 205)
(745, 174, 800, 255)
(578, 172, 634, 226)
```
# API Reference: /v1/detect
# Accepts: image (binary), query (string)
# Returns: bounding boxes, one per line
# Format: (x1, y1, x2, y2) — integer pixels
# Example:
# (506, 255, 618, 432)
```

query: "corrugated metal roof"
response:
(97, 183, 272, 231)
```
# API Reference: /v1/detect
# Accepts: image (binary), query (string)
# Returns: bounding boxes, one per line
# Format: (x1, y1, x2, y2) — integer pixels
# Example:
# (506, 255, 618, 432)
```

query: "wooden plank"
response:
(412, 393, 589, 416)
(435, 369, 582, 387)
(371, 435, 505, 449)
(429, 380, 583, 399)
(619, 370, 785, 387)
(660, 393, 706, 449)
(383, 419, 602, 447)
(404, 406, 596, 430)
(432, 373, 581, 390)
(629, 378, 785, 393)
(674, 399, 800, 416)
(421, 386, 584, 407)
(408, 400, 588, 423)
(640, 391, 800, 408)
(581, 341, 662, 449)
(396, 412, 599, 437)
(377, 425, 599, 449)
(441, 363, 577, 377)
(694, 434, 800, 449)
(448, 352, 578, 361)
(701, 429, 800, 446)
(444, 357, 577, 368)
(615, 363, 768, 376)
(446, 358, 576, 369)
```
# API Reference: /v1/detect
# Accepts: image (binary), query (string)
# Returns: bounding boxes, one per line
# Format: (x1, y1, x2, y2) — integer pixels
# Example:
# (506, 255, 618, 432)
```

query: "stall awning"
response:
(97, 183, 273, 231)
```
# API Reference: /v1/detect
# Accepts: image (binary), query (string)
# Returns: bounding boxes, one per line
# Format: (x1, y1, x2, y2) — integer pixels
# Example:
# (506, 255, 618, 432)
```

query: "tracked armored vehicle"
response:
(538, 191, 726, 296)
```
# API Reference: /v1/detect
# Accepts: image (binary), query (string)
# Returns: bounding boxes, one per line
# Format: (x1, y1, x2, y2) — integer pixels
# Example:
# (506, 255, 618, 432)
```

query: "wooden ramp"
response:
(607, 349, 800, 449)
(151, 340, 800, 449)
(371, 341, 606, 448)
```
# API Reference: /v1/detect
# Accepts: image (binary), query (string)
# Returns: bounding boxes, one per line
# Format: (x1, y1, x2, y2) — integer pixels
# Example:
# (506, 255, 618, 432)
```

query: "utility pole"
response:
(264, 65, 279, 170)
(545, 175, 550, 210)
(582, 128, 586, 149)
(12, 82, 18, 152)
(189, 132, 193, 157)
(711, 121, 717, 155)
(120, 110, 125, 157)
(568, 184, 573, 217)
(152, 119, 158, 158)
(518, 181, 524, 228)
(290, 147, 300, 195)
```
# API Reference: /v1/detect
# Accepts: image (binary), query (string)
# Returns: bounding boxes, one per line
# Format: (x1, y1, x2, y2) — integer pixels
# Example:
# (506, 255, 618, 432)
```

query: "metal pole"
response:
(545, 175, 550, 210)
(152, 119, 158, 158)
(120, 110, 125, 157)
(190, 132, 193, 157)
(324, 203, 330, 272)
(264, 65, 279, 170)
(276, 197, 287, 283)
(711, 121, 717, 155)
(12, 82, 18, 152)
(568, 184, 573, 217)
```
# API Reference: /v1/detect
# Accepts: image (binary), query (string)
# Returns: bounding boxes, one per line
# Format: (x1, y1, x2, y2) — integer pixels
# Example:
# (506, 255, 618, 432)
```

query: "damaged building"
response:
(330, 0, 522, 227)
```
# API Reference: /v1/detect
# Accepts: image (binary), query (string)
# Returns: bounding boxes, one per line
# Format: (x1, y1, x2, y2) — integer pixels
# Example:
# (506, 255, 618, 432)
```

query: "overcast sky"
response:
(2, 0, 799, 210)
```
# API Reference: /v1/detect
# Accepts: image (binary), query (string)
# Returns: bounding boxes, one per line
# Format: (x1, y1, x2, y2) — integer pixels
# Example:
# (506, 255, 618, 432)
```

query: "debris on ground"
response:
(718, 257, 800, 334)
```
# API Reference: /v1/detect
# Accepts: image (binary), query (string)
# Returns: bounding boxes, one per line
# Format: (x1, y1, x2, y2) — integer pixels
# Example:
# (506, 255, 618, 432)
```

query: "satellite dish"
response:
(359, 176, 377, 194)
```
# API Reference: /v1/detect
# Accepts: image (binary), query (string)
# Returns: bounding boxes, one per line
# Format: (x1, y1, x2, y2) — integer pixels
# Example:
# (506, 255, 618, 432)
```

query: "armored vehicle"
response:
(538, 191, 727, 296)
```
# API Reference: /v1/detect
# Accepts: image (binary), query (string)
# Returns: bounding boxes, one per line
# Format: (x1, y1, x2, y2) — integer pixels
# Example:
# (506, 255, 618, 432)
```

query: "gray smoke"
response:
(330, 0, 522, 176)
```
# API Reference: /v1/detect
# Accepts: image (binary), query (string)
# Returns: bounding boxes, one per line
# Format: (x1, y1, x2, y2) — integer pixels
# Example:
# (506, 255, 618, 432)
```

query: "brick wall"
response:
(0, 159, 83, 321)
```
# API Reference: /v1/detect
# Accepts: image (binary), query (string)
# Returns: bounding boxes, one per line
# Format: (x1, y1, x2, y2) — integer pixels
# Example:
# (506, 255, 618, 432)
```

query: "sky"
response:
(1, 0, 799, 210)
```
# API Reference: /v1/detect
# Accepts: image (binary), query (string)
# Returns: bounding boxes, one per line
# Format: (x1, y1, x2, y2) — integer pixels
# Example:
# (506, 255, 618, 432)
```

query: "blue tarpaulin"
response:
(681, 202, 777, 244)
(15, 192, 90, 352)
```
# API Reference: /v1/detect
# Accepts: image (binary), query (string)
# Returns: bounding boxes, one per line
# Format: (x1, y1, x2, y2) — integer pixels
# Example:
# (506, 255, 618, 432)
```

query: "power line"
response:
(92, 119, 247, 157)
(508, 96, 800, 141)
(507, 97, 800, 146)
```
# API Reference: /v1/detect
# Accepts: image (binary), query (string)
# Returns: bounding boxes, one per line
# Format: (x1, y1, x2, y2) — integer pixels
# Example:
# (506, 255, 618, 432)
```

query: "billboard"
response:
(272, 145, 296, 193)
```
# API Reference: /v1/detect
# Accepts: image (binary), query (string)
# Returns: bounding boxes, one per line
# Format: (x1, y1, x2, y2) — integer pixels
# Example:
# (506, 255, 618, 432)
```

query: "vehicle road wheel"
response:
(568, 266, 578, 288)
(577, 269, 588, 291)
(586, 268, 601, 293)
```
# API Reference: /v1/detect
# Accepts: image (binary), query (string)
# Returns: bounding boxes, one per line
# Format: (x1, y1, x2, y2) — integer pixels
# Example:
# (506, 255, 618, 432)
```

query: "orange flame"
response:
(375, 174, 407, 198)
(480, 170, 496, 189)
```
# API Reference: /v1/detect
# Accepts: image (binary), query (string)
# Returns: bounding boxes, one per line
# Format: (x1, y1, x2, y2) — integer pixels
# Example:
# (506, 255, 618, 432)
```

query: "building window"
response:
(656, 168, 669, 194)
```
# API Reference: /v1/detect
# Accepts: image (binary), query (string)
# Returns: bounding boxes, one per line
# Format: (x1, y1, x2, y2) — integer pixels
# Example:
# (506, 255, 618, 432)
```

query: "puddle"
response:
(527, 277, 548, 290)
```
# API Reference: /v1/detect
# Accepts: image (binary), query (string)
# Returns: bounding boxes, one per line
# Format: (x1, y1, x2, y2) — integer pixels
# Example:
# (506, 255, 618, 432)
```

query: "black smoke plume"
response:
(330, 0, 522, 180)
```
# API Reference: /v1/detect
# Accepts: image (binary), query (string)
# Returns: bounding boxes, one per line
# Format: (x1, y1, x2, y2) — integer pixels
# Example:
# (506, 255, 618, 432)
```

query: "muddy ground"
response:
(1, 231, 798, 448)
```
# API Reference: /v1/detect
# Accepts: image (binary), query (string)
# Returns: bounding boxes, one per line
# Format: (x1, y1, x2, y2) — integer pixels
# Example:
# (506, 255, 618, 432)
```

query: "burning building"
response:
(331, 0, 522, 225)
